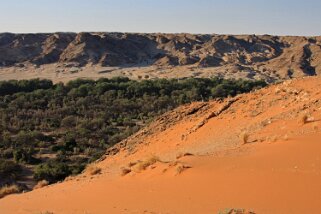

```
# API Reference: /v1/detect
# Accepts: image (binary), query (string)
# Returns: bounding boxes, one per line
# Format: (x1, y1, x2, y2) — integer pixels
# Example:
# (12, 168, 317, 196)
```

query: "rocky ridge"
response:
(1, 32, 321, 81)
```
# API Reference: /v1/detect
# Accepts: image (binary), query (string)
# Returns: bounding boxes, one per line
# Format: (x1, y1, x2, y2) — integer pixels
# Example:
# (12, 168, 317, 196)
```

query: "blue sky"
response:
(0, 0, 320, 35)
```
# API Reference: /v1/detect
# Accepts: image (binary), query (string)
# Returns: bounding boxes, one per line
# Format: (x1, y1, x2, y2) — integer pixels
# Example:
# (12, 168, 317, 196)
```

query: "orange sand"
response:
(1, 77, 321, 214)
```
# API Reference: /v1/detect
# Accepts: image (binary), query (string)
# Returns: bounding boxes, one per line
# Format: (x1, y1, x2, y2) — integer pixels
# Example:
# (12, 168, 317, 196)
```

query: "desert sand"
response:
(0, 76, 321, 213)
(0, 63, 267, 84)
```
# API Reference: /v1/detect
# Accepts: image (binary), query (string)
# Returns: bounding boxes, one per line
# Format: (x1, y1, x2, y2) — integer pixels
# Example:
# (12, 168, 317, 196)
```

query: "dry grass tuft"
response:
(169, 161, 179, 167)
(134, 156, 160, 172)
(176, 152, 194, 159)
(127, 161, 138, 168)
(85, 165, 102, 175)
(266, 135, 278, 142)
(33, 180, 49, 190)
(300, 114, 309, 124)
(120, 167, 132, 176)
(0, 185, 20, 198)
(218, 208, 256, 214)
(64, 175, 76, 181)
(240, 131, 249, 144)
(175, 164, 192, 175)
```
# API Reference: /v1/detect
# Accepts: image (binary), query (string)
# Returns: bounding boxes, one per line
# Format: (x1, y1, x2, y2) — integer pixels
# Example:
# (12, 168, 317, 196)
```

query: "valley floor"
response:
(0, 63, 276, 83)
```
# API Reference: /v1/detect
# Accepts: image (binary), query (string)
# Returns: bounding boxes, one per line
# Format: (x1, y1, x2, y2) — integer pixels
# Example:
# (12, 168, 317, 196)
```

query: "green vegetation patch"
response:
(0, 77, 266, 189)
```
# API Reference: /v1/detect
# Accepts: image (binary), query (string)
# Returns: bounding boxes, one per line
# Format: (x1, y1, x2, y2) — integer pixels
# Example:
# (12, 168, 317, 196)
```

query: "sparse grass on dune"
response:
(120, 167, 132, 176)
(120, 155, 165, 175)
(84, 165, 102, 176)
(218, 208, 256, 214)
(120, 156, 160, 176)
(120, 154, 194, 176)
(0, 185, 20, 199)
(300, 114, 309, 124)
(134, 156, 161, 172)
(300, 114, 315, 125)
(121, 157, 192, 176)
(176, 152, 194, 159)
(127, 161, 138, 168)
(175, 163, 192, 175)
(240, 131, 249, 144)
(33, 180, 49, 190)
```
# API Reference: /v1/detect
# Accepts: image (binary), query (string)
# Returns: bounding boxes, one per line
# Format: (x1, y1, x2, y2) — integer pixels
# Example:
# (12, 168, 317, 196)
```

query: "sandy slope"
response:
(1, 76, 321, 214)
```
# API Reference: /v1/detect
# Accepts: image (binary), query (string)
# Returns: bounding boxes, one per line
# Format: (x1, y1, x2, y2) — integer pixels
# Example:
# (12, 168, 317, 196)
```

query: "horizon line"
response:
(0, 31, 320, 37)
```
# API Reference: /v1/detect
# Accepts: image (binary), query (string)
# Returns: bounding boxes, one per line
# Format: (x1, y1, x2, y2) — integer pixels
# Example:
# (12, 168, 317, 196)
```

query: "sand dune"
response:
(1, 76, 321, 213)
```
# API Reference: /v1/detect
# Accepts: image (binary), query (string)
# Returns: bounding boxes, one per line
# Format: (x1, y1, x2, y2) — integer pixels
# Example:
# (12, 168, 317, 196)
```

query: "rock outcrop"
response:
(1, 32, 321, 80)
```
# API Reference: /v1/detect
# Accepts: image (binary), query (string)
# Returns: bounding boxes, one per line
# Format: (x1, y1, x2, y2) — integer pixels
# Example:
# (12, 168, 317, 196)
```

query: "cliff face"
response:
(1, 32, 321, 79)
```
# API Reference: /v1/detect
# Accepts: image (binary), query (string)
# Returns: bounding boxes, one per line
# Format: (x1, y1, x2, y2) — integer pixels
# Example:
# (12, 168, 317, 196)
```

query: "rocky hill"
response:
(0, 32, 321, 82)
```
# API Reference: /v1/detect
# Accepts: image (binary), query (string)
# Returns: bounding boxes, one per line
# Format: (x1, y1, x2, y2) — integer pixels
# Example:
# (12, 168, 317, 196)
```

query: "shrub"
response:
(84, 165, 101, 175)
(120, 167, 131, 176)
(33, 180, 49, 189)
(13, 148, 39, 164)
(61, 116, 77, 128)
(176, 152, 194, 159)
(0, 159, 21, 179)
(218, 208, 256, 214)
(0, 148, 14, 159)
(300, 114, 309, 124)
(0, 185, 20, 198)
(34, 162, 71, 183)
(175, 164, 192, 175)
(134, 156, 160, 172)
(240, 132, 249, 144)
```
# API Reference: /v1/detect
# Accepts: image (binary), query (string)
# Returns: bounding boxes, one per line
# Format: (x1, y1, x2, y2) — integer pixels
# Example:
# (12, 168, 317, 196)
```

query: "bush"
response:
(240, 132, 249, 144)
(61, 116, 77, 128)
(33, 180, 49, 189)
(300, 114, 310, 124)
(13, 148, 38, 164)
(0, 185, 20, 198)
(0, 159, 21, 179)
(84, 165, 101, 175)
(34, 162, 71, 183)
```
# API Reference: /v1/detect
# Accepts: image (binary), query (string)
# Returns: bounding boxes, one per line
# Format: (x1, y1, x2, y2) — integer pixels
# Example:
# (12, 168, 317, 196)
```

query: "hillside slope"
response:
(0, 33, 321, 82)
(1, 76, 321, 214)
